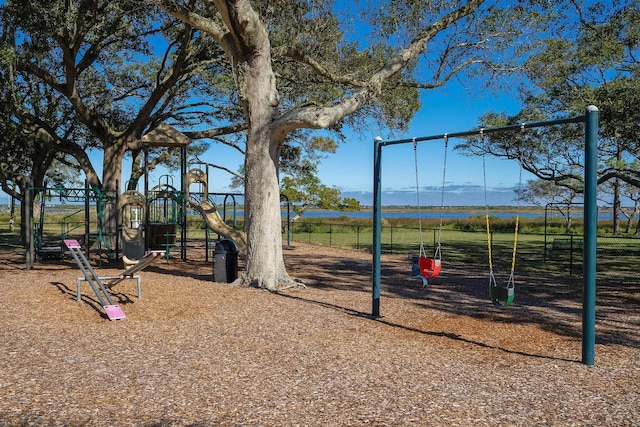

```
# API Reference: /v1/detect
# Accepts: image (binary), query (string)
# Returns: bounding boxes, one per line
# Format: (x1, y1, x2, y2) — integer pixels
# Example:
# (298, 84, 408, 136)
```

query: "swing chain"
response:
(481, 129, 493, 272)
(483, 126, 524, 307)
(435, 135, 448, 261)
(413, 138, 426, 257)
(415, 136, 448, 260)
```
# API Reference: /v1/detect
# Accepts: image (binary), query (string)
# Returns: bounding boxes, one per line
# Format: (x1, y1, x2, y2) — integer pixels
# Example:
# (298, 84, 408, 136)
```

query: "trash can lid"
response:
(217, 239, 238, 253)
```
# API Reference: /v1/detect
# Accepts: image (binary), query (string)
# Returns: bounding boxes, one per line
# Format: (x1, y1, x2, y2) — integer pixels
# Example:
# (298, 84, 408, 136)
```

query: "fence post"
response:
(433, 228, 437, 253)
(329, 224, 333, 247)
(290, 222, 294, 243)
(390, 226, 393, 255)
(569, 234, 574, 276)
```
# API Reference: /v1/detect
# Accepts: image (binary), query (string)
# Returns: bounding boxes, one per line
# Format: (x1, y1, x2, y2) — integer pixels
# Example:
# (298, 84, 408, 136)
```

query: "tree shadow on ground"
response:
(278, 292, 578, 364)
(5, 241, 638, 349)
(284, 247, 640, 350)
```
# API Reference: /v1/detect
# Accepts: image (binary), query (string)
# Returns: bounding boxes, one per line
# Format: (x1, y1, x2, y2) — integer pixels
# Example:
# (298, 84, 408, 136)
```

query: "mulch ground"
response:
(0, 241, 638, 426)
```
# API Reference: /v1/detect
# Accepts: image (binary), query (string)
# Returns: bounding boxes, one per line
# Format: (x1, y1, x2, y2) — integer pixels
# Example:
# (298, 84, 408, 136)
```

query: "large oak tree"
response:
(154, 0, 547, 290)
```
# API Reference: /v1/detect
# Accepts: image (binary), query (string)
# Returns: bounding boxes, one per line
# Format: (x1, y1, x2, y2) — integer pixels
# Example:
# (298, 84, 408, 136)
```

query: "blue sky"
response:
(314, 82, 526, 206)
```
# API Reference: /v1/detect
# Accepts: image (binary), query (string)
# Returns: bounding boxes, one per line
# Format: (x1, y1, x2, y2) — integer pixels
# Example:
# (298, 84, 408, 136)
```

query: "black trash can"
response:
(213, 239, 238, 283)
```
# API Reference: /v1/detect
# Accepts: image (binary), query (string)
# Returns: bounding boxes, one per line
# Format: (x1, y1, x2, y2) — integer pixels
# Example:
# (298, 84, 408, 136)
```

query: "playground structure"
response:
(372, 106, 599, 365)
(25, 179, 117, 269)
(23, 123, 295, 270)
(24, 125, 261, 268)
(145, 175, 184, 260)
(119, 189, 146, 267)
(138, 124, 253, 262)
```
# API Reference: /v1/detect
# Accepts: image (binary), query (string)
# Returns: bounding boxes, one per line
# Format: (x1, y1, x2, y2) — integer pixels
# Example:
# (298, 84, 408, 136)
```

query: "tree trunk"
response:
(9, 190, 15, 232)
(242, 137, 292, 290)
(613, 177, 621, 235)
(101, 143, 124, 251)
(238, 44, 298, 290)
(564, 205, 572, 234)
(18, 178, 28, 246)
(624, 202, 638, 234)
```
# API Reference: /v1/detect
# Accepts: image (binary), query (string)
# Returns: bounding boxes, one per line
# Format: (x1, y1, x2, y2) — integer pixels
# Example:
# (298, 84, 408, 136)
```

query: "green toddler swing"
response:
(483, 151, 522, 308)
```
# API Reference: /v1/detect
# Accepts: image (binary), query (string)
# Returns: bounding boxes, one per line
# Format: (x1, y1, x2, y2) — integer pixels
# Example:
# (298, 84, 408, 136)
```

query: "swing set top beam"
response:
(375, 115, 586, 147)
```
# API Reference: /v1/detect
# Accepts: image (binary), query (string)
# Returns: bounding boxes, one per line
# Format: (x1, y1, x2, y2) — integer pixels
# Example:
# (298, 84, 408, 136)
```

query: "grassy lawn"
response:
(2, 210, 638, 288)
(288, 221, 640, 285)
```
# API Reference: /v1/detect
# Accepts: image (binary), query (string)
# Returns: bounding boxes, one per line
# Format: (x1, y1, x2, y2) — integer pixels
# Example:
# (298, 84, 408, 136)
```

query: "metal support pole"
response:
(372, 137, 383, 317)
(115, 179, 120, 261)
(281, 194, 291, 246)
(84, 180, 90, 260)
(287, 200, 290, 246)
(181, 145, 187, 260)
(582, 105, 599, 366)
(144, 146, 150, 253)
(25, 176, 34, 270)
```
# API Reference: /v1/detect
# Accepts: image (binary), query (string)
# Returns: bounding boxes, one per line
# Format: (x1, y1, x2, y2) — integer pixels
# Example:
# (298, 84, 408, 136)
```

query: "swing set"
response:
(372, 106, 599, 365)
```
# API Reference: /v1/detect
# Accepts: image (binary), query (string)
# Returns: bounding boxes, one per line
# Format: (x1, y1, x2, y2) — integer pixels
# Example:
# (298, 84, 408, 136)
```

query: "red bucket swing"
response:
(416, 244, 442, 280)
(412, 136, 447, 287)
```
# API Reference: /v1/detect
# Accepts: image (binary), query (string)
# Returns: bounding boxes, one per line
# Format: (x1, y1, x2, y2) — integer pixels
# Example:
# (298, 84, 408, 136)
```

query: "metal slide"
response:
(191, 201, 247, 255)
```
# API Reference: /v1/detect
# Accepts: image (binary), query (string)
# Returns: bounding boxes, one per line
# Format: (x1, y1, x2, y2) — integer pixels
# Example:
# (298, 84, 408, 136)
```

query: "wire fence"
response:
(24, 215, 639, 288)
(287, 221, 640, 287)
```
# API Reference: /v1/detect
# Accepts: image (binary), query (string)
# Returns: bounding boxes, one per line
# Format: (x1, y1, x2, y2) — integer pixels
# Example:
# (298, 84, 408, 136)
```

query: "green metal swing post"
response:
(583, 106, 598, 366)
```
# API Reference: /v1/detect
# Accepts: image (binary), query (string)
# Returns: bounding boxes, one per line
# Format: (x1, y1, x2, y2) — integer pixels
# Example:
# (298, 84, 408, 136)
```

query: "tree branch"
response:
(152, 0, 227, 45)
(272, 0, 486, 140)
(400, 59, 485, 89)
(126, 25, 197, 140)
(194, 156, 244, 180)
(281, 47, 368, 88)
(183, 123, 247, 140)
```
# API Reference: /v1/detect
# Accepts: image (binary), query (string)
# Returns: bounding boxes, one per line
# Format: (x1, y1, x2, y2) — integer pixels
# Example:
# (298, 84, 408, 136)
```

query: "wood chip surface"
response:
(0, 242, 638, 426)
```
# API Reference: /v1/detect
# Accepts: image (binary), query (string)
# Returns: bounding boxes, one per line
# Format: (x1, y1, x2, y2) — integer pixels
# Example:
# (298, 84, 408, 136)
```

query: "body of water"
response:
(297, 210, 534, 219)
(215, 209, 619, 221)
